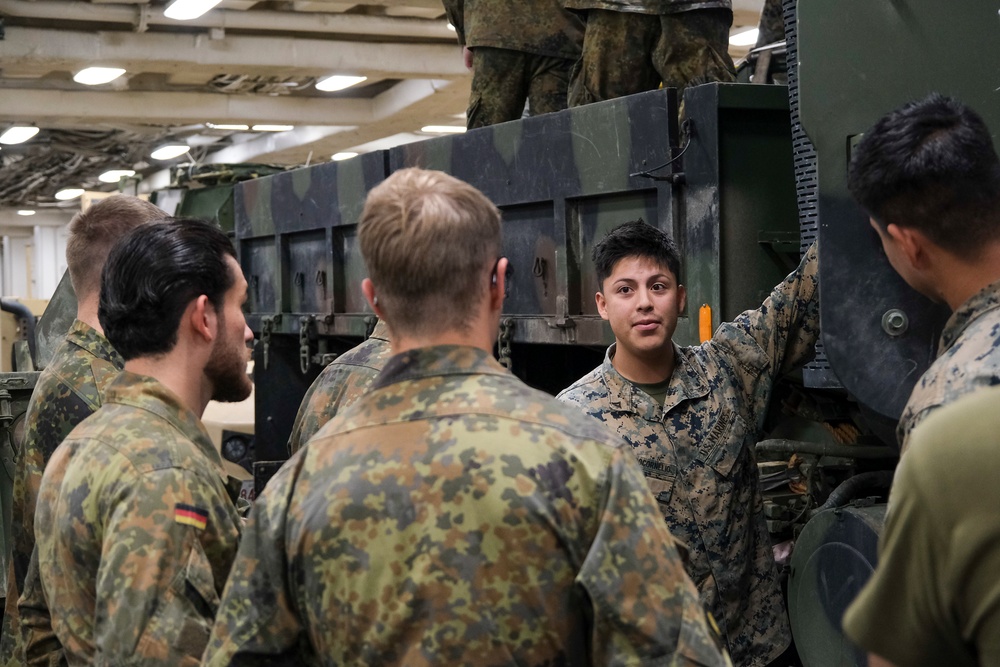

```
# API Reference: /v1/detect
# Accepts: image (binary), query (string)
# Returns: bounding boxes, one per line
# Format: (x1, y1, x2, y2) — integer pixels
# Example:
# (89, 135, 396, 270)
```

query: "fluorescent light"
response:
(164, 0, 221, 20)
(332, 152, 358, 161)
(99, 169, 136, 183)
(0, 126, 39, 145)
(206, 123, 250, 131)
(447, 23, 456, 31)
(421, 125, 466, 134)
(729, 28, 759, 46)
(16, 210, 35, 216)
(316, 75, 368, 92)
(55, 188, 84, 201)
(251, 124, 294, 132)
(150, 144, 190, 160)
(73, 67, 126, 85)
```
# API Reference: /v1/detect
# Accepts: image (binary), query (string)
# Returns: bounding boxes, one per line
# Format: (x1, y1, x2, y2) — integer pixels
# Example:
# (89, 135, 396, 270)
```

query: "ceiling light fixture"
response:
(0, 126, 40, 145)
(332, 152, 358, 161)
(729, 28, 759, 46)
(55, 188, 84, 201)
(315, 75, 368, 92)
(251, 124, 294, 132)
(164, 0, 222, 21)
(150, 144, 190, 160)
(99, 169, 137, 183)
(16, 210, 36, 216)
(421, 125, 466, 134)
(206, 123, 251, 131)
(73, 67, 126, 86)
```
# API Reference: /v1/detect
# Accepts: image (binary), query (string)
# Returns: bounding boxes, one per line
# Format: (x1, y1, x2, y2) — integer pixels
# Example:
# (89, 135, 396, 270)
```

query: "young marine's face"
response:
(206, 255, 254, 403)
(597, 255, 686, 364)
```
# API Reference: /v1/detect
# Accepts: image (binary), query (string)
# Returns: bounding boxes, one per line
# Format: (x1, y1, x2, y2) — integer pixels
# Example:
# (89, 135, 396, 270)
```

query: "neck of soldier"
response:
(936, 243, 1000, 311)
(389, 302, 500, 357)
(613, 342, 676, 385)
(76, 292, 104, 335)
(124, 338, 213, 418)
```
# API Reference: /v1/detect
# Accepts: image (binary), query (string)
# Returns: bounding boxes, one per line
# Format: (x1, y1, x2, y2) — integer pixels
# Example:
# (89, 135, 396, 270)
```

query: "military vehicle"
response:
(0, 1, 996, 664)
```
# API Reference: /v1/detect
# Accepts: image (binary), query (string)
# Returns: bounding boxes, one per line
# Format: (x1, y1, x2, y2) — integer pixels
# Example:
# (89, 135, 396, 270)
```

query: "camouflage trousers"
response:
(568, 8, 736, 107)
(467, 47, 573, 129)
(755, 0, 785, 47)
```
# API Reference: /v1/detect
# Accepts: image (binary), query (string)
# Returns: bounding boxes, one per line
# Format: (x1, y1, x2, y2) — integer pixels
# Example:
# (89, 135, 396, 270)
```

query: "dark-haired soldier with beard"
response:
(27, 218, 252, 667)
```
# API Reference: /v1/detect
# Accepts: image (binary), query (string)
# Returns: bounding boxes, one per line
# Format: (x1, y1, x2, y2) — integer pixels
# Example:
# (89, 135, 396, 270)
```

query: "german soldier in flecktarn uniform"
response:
(29, 219, 253, 666)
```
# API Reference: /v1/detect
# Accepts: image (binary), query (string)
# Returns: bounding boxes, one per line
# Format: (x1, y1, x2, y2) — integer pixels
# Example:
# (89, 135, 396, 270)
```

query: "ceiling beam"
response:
(0, 27, 467, 81)
(0, 0, 452, 39)
(0, 89, 376, 126)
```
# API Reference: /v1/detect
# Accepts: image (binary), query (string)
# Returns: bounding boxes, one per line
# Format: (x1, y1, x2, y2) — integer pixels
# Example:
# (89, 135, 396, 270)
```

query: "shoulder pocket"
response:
(133, 540, 220, 666)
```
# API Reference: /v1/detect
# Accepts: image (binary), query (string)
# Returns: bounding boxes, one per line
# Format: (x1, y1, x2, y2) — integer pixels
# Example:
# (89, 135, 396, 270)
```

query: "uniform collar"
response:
(600, 343, 711, 418)
(373, 345, 508, 390)
(105, 371, 223, 469)
(66, 319, 124, 370)
(369, 319, 391, 342)
(940, 279, 1000, 354)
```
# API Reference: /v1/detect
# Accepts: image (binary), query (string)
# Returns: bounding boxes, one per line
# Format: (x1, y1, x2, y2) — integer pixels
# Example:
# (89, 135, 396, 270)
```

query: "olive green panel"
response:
(177, 185, 236, 233)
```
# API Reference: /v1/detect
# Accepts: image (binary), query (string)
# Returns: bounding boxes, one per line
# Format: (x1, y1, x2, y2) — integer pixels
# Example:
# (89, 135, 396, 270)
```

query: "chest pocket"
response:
(637, 457, 678, 508)
(697, 410, 748, 479)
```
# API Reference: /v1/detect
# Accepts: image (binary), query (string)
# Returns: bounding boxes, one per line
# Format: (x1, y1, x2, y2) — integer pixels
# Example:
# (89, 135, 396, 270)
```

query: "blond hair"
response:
(359, 168, 501, 337)
(66, 195, 165, 299)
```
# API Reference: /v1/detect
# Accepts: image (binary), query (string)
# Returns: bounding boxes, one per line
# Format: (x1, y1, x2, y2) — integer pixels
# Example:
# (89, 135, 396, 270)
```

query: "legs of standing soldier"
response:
(653, 8, 736, 90)
(467, 48, 531, 129)
(568, 10, 661, 107)
(467, 47, 573, 128)
(569, 7, 736, 107)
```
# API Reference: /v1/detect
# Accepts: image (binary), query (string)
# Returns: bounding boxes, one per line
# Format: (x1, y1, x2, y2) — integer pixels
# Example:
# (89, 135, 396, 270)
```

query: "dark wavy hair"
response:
(848, 93, 1000, 259)
(98, 218, 236, 361)
(592, 220, 681, 288)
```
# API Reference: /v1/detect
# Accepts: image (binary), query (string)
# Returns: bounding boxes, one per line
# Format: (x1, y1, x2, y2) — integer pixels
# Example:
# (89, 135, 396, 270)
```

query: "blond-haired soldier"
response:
(2, 195, 164, 666)
(203, 168, 729, 666)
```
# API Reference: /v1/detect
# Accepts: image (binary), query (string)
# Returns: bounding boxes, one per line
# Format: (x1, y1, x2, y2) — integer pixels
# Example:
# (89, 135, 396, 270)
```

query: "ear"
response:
(595, 290, 609, 321)
(887, 223, 932, 270)
(362, 278, 384, 319)
(189, 295, 217, 343)
(489, 257, 509, 312)
(678, 284, 687, 314)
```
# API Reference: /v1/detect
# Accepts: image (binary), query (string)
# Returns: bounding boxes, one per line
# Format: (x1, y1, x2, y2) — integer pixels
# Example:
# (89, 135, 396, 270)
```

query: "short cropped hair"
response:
(848, 93, 1000, 259)
(65, 195, 165, 299)
(593, 220, 682, 288)
(98, 218, 237, 361)
(358, 168, 501, 337)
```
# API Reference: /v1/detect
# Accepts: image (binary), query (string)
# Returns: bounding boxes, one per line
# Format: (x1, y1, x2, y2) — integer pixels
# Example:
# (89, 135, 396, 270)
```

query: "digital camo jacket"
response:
(442, 0, 583, 59)
(2, 319, 122, 667)
(286, 320, 392, 455)
(558, 244, 819, 667)
(204, 345, 729, 667)
(897, 279, 1000, 453)
(561, 0, 730, 18)
(29, 372, 242, 667)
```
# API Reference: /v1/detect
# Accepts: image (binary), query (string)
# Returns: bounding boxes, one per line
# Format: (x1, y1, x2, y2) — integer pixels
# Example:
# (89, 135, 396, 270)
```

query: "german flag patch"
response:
(175, 504, 209, 530)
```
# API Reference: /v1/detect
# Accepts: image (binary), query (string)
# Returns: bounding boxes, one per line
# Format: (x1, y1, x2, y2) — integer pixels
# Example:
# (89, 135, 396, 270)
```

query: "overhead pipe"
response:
(0, 0, 454, 40)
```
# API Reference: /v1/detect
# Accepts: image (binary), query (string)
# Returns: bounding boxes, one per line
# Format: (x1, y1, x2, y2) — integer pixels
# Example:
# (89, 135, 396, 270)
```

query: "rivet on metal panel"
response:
(881, 309, 908, 337)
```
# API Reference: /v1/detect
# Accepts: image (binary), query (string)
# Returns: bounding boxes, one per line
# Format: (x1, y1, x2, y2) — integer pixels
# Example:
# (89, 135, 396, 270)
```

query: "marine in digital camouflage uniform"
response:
(3, 321, 122, 667)
(559, 223, 819, 667)
(846, 94, 1000, 455)
(204, 167, 729, 666)
(27, 218, 252, 666)
(896, 282, 1000, 451)
(565, 0, 736, 107)
(32, 373, 242, 667)
(0, 194, 164, 667)
(443, 0, 583, 128)
(286, 319, 391, 455)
